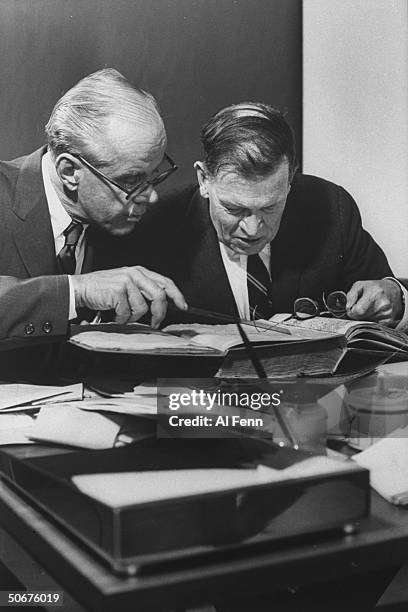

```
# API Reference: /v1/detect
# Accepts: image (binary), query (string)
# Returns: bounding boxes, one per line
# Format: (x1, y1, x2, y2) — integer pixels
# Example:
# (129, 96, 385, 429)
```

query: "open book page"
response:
(164, 322, 301, 352)
(268, 316, 408, 352)
(69, 330, 217, 354)
(270, 314, 358, 338)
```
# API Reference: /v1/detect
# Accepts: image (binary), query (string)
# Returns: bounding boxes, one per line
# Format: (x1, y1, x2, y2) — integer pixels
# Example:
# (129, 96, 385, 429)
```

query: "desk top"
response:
(0, 475, 407, 612)
(1, 361, 408, 610)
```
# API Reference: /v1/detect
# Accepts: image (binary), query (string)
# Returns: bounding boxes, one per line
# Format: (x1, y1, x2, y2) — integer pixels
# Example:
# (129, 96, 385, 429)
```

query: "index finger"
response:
(135, 267, 188, 311)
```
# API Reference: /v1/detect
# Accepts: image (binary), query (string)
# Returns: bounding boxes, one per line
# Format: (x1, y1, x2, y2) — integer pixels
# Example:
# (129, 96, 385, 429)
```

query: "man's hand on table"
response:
(346, 279, 404, 327)
(70, 266, 188, 328)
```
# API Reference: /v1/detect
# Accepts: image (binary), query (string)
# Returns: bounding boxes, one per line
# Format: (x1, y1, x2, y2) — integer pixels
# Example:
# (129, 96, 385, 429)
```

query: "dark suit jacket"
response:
(130, 174, 393, 322)
(0, 147, 120, 378)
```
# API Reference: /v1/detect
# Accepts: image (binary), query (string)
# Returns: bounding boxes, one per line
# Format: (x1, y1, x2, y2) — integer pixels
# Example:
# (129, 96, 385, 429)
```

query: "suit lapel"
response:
(10, 147, 58, 277)
(185, 191, 238, 317)
(269, 180, 302, 312)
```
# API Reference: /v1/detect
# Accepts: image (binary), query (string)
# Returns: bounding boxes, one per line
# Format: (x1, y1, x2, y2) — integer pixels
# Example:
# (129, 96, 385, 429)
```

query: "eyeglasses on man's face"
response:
(72, 152, 177, 201)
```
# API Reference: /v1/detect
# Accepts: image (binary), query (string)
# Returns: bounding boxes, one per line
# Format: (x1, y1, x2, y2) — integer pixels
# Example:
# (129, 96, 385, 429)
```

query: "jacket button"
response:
(42, 321, 53, 334)
(24, 323, 35, 335)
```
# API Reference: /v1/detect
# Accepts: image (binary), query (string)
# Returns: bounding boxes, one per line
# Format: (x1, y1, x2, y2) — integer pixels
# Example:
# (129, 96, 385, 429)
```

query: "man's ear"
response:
(193, 161, 209, 198)
(55, 154, 81, 193)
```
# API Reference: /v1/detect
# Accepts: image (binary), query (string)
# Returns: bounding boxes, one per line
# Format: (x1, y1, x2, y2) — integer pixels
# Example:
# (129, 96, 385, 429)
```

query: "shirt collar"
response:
(220, 241, 270, 263)
(41, 150, 75, 240)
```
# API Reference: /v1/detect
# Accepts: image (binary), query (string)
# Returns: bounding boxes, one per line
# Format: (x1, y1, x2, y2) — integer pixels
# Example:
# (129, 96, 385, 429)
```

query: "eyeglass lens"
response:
(293, 297, 319, 319)
(293, 291, 347, 320)
(126, 167, 175, 200)
(324, 291, 347, 317)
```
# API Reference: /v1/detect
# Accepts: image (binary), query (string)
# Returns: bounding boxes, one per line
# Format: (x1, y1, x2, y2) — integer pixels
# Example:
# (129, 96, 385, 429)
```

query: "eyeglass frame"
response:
(71, 152, 178, 201)
(293, 291, 348, 320)
(251, 290, 348, 332)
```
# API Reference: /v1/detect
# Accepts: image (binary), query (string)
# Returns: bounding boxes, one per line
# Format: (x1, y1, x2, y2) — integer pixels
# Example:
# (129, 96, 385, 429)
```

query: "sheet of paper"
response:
(352, 426, 408, 504)
(0, 383, 83, 411)
(0, 413, 35, 445)
(28, 404, 123, 450)
(72, 456, 356, 508)
(72, 397, 157, 416)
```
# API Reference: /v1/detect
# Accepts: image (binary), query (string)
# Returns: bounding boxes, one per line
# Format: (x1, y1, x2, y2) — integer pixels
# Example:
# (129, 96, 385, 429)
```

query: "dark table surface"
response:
(0, 459, 408, 612)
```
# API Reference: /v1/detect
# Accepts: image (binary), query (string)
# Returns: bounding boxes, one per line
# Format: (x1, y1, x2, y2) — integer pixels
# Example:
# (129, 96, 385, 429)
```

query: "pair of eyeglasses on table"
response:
(251, 290, 348, 332)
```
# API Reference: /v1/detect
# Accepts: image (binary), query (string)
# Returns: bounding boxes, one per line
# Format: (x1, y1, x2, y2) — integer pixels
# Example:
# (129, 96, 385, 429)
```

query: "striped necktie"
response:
(57, 220, 83, 275)
(247, 254, 273, 319)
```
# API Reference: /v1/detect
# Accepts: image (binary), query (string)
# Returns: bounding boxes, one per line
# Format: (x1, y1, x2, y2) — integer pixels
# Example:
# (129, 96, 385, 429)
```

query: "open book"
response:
(69, 316, 407, 378)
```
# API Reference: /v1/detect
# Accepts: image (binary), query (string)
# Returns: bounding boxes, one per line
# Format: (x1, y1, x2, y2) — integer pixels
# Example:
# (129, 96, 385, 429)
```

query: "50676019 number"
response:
(0, 591, 63, 606)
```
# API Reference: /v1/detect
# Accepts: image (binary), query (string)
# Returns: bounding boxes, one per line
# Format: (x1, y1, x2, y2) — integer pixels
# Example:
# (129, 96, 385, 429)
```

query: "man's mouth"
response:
(126, 215, 143, 222)
(235, 236, 262, 244)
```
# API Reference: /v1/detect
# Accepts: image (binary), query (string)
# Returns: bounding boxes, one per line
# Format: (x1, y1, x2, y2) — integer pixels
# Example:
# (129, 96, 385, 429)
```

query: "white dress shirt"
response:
(219, 241, 408, 330)
(219, 242, 271, 320)
(41, 151, 87, 320)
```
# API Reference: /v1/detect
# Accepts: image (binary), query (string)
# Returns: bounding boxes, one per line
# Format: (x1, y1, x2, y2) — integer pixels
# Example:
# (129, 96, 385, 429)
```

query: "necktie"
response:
(57, 221, 83, 275)
(247, 254, 273, 319)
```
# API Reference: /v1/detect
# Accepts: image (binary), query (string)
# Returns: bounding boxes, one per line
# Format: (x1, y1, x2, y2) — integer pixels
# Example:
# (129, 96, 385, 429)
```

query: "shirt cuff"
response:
(67, 276, 77, 321)
(384, 277, 408, 331)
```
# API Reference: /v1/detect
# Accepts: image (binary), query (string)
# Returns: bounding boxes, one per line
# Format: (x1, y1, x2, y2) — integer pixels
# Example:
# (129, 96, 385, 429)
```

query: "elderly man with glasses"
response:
(132, 102, 407, 329)
(0, 68, 186, 377)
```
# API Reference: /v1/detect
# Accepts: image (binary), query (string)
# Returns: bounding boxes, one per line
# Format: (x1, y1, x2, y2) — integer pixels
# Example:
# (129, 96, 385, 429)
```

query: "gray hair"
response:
(45, 68, 162, 162)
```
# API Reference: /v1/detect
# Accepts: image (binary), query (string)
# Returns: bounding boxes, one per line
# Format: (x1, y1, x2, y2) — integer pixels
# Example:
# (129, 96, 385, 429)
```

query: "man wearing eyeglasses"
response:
(132, 102, 407, 329)
(0, 68, 186, 376)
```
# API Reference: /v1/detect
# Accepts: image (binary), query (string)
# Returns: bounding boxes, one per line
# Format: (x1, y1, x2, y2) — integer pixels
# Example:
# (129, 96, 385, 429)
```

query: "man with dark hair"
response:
(0, 68, 186, 377)
(133, 102, 407, 327)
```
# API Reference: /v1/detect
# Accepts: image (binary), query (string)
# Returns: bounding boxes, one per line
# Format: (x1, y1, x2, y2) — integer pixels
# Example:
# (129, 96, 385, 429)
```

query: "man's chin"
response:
(106, 220, 140, 236)
(230, 238, 267, 255)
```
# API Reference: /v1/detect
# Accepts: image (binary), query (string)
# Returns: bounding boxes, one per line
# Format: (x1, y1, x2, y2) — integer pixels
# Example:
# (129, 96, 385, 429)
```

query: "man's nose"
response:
(240, 214, 261, 236)
(131, 184, 159, 205)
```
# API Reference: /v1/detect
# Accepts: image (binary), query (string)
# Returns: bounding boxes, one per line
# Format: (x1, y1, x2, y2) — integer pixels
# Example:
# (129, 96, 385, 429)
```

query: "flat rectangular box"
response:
(0, 439, 369, 575)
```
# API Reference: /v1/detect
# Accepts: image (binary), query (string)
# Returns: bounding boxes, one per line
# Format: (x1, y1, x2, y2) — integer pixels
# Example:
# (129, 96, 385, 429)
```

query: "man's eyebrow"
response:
(115, 171, 146, 183)
(218, 198, 244, 209)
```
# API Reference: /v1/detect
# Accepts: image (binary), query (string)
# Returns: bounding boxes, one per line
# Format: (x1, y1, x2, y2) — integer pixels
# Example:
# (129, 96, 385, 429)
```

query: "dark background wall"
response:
(0, 0, 301, 189)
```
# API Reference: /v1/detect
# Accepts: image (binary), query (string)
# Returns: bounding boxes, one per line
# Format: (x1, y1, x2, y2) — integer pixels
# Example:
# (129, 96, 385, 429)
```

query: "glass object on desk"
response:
(274, 384, 329, 454)
(345, 373, 408, 450)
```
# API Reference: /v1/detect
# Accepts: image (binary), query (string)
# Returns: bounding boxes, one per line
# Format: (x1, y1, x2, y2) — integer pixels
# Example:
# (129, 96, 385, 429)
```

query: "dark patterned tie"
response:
(247, 254, 273, 319)
(57, 221, 83, 275)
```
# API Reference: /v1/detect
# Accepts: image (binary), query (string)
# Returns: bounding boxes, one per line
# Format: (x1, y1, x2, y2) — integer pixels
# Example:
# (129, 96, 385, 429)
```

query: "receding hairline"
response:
(45, 68, 165, 160)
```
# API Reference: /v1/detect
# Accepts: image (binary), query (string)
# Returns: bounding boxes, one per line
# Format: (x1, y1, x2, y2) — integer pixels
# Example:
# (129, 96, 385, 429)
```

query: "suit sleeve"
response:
(0, 275, 70, 344)
(338, 186, 393, 287)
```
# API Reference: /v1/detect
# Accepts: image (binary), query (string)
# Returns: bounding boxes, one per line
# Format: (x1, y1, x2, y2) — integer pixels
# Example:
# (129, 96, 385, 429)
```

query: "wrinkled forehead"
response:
(85, 113, 167, 173)
(208, 162, 291, 205)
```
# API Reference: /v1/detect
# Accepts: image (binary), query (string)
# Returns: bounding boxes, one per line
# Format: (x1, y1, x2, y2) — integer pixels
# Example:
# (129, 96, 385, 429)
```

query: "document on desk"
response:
(72, 396, 157, 417)
(69, 322, 299, 355)
(353, 426, 408, 504)
(28, 404, 123, 449)
(72, 456, 358, 508)
(0, 382, 83, 412)
(0, 413, 35, 445)
(69, 319, 398, 378)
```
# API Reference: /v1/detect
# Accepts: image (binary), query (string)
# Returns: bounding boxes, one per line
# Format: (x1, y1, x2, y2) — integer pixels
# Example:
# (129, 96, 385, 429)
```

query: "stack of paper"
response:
(352, 426, 408, 504)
